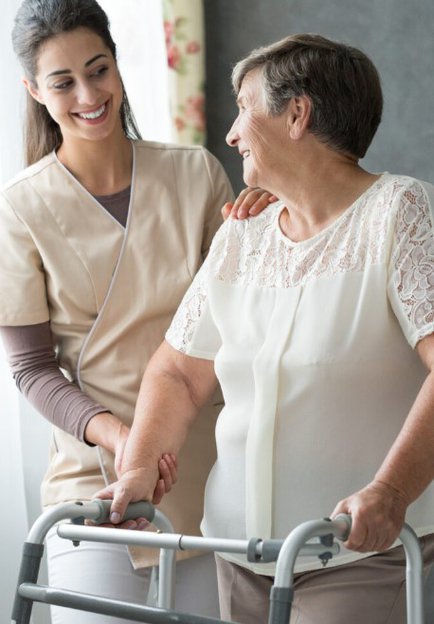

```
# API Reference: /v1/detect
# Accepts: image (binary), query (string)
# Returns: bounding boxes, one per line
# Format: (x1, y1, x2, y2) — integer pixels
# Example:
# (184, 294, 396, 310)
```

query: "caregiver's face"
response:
(25, 27, 124, 145)
(226, 68, 288, 189)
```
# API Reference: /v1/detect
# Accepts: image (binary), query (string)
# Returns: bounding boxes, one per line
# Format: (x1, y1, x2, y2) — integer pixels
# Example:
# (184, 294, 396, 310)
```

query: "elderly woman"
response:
(98, 34, 434, 623)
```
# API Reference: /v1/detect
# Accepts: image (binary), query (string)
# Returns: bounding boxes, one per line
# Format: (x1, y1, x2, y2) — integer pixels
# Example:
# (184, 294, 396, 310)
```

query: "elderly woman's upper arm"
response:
(148, 339, 218, 407)
(416, 333, 434, 372)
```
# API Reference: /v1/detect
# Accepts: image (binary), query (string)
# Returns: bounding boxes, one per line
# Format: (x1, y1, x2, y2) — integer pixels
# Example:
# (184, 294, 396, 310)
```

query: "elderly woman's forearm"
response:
(374, 369, 434, 504)
(120, 373, 200, 472)
(120, 341, 217, 475)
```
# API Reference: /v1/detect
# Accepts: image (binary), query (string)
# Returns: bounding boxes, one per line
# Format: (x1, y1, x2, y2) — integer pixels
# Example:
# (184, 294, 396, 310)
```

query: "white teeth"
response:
(77, 104, 106, 120)
(243, 150, 250, 159)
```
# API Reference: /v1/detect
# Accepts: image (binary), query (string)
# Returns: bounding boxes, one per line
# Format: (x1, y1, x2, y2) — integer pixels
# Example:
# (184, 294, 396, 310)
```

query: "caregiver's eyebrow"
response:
(45, 54, 108, 78)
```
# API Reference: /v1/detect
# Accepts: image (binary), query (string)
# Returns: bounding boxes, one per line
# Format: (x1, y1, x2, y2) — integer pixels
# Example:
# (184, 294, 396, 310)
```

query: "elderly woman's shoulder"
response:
(410, 176, 434, 202)
(376, 173, 434, 210)
(232, 199, 283, 231)
(384, 173, 434, 196)
(210, 200, 282, 254)
(380, 174, 434, 230)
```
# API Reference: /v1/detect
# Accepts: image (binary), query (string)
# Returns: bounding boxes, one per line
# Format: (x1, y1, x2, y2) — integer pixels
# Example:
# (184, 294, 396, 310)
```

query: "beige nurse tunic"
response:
(0, 139, 234, 566)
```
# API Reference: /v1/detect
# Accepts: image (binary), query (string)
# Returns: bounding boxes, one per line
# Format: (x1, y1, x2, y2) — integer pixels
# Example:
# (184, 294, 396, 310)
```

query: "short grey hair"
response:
(231, 33, 383, 159)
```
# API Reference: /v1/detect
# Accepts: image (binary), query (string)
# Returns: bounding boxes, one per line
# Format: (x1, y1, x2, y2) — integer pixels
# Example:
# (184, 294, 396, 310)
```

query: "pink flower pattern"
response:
(186, 41, 201, 54)
(163, 20, 174, 46)
(175, 117, 186, 131)
(163, 1, 205, 144)
(184, 94, 205, 132)
(167, 45, 182, 70)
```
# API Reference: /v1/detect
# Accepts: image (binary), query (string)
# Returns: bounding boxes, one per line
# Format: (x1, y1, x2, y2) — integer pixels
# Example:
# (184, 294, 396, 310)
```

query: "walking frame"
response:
(11, 500, 425, 623)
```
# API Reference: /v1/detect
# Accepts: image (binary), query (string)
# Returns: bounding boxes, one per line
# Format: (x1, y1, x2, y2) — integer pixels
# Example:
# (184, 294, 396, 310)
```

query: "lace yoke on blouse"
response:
(168, 174, 434, 352)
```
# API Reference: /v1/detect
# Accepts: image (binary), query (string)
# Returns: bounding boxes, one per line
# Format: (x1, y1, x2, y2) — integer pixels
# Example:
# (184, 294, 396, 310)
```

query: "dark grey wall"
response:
(204, 0, 434, 193)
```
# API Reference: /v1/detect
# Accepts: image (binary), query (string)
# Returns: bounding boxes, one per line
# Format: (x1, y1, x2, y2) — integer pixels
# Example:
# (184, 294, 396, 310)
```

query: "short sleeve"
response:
(166, 220, 230, 359)
(387, 180, 434, 347)
(0, 192, 49, 325)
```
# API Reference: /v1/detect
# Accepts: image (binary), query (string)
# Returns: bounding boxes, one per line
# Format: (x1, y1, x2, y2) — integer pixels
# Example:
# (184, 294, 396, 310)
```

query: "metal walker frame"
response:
(11, 500, 425, 623)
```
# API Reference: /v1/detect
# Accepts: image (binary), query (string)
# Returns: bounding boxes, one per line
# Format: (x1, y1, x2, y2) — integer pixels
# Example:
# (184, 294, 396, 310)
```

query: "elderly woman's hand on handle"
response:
(94, 454, 177, 526)
(333, 332, 434, 554)
(331, 479, 409, 553)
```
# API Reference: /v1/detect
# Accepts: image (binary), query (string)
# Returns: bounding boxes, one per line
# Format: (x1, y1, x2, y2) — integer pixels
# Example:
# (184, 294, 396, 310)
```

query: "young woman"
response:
(0, 1, 273, 622)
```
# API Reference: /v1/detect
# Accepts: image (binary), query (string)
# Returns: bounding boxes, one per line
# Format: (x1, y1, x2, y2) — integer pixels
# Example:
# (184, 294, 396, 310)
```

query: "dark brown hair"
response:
(12, 0, 142, 165)
(232, 33, 383, 159)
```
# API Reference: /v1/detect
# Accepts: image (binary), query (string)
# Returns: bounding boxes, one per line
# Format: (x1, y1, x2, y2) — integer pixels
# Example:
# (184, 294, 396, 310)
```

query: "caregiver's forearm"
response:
(0, 322, 108, 442)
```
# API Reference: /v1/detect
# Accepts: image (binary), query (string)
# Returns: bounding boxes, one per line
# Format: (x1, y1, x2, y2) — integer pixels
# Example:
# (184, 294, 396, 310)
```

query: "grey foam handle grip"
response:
(92, 500, 155, 524)
(332, 513, 352, 541)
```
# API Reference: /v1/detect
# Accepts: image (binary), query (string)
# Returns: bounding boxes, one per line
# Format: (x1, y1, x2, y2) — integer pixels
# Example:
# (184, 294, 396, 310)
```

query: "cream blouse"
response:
(166, 174, 434, 574)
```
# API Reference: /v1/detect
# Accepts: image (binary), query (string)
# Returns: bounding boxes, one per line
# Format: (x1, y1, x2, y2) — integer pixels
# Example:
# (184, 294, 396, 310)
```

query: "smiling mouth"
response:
(74, 101, 108, 120)
(242, 150, 250, 159)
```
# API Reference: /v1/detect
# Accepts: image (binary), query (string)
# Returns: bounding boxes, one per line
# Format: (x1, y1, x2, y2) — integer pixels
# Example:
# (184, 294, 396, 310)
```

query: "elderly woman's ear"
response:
(286, 95, 312, 140)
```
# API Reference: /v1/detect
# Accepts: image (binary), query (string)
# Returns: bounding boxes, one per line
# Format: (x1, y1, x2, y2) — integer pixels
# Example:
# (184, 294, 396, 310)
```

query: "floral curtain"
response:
(163, 0, 206, 145)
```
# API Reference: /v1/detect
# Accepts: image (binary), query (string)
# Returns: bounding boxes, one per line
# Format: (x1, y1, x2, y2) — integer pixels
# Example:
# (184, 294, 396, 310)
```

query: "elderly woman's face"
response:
(226, 68, 289, 189)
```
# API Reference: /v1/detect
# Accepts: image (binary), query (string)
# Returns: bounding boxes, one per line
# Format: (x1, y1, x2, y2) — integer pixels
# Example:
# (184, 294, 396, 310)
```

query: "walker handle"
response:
(331, 513, 352, 541)
(330, 513, 425, 624)
(90, 499, 156, 525)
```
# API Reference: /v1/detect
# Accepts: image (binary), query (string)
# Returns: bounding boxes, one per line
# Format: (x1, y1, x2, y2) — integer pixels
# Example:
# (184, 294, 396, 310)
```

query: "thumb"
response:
(221, 202, 232, 220)
(94, 483, 129, 525)
(109, 485, 131, 524)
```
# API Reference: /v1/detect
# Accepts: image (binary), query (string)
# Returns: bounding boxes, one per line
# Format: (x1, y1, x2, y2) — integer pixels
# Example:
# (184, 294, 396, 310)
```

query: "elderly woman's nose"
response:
(226, 122, 239, 147)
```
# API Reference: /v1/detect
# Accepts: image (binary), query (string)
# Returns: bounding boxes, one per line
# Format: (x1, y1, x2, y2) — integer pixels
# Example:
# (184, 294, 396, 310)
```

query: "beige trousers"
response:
(216, 534, 434, 624)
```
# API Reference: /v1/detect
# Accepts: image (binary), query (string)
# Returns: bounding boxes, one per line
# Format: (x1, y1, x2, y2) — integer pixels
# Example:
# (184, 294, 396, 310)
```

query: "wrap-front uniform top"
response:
(166, 174, 434, 574)
(0, 140, 234, 567)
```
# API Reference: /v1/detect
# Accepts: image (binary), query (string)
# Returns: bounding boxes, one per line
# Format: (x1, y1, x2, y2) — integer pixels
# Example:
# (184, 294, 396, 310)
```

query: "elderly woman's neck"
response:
(276, 155, 380, 243)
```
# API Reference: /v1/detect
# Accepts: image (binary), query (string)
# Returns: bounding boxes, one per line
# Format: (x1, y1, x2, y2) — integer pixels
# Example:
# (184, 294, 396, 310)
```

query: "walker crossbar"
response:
(17, 583, 232, 624)
(56, 523, 339, 560)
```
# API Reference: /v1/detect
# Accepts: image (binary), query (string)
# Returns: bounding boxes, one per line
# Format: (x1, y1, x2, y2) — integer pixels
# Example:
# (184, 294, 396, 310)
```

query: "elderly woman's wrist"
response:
(371, 477, 411, 506)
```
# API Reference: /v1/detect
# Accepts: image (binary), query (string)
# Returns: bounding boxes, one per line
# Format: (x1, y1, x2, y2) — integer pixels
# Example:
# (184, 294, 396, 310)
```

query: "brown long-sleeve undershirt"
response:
(0, 187, 130, 443)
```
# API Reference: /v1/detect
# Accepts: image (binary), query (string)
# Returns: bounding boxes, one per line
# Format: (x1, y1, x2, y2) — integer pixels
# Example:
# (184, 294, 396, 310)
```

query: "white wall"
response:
(0, 3, 42, 621)
(99, 0, 171, 142)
